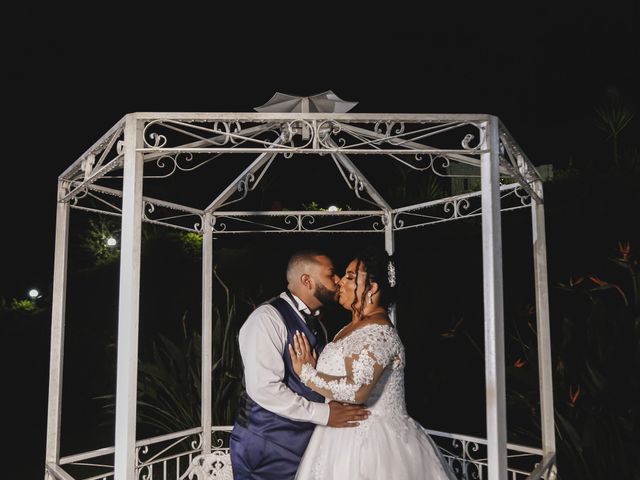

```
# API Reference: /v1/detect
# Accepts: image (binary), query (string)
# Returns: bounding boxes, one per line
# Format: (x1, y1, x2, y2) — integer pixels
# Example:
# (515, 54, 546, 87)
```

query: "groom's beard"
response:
(313, 283, 338, 306)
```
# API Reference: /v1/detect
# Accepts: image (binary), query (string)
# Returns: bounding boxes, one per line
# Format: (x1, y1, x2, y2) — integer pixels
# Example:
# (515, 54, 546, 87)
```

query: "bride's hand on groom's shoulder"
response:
(288, 330, 317, 376)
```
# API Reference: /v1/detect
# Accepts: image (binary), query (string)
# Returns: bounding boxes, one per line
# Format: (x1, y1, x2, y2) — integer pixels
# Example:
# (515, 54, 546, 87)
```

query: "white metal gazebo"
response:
(45, 92, 557, 480)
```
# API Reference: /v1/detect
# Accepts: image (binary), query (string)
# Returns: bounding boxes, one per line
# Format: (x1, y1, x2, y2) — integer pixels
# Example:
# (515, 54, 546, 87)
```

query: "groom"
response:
(230, 250, 370, 479)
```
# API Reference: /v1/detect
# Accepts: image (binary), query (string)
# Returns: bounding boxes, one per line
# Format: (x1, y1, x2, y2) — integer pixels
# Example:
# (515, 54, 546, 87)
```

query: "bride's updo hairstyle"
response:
(351, 245, 398, 315)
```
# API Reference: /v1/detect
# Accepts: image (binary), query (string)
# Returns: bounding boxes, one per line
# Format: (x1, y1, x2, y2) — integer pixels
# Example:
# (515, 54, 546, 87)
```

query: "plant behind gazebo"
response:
(97, 268, 245, 436)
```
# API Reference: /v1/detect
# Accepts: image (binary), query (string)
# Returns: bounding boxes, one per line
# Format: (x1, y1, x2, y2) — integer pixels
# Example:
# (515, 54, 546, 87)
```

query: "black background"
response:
(2, 5, 638, 479)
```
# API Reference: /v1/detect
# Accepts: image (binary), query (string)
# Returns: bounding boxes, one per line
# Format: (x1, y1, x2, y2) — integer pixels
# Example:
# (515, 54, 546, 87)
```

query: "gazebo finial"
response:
(254, 90, 358, 113)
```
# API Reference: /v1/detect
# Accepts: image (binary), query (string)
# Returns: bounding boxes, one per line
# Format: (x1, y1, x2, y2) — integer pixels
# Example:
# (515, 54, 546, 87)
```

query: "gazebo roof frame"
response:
(45, 105, 556, 480)
(59, 112, 542, 235)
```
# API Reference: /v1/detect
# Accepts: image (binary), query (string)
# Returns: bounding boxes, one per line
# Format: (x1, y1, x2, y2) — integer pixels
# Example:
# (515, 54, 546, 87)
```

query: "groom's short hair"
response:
(286, 249, 328, 283)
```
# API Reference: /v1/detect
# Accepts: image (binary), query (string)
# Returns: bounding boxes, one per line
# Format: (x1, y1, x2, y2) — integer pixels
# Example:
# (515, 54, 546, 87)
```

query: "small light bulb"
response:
(28, 289, 39, 299)
(106, 237, 117, 247)
(327, 205, 339, 212)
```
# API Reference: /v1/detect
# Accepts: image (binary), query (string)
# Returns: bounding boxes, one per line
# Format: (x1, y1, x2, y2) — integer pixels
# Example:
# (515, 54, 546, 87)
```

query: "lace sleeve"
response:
(299, 324, 400, 404)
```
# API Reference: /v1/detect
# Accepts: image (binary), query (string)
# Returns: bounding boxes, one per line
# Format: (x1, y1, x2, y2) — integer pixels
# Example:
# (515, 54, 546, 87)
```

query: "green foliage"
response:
(138, 328, 203, 433)
(439, 240, 640, 478)
(82, 218, 120, 266)
(509, 244, 640, 479)
(180, 232, 203, 257)
(96, 269, 246, 435)
(302, 201, 346, 211)
(0, 297, 45, 315)
(210, 268, 245, 425)
(594, 89, 635, 168)
(10, 298, 40, 313)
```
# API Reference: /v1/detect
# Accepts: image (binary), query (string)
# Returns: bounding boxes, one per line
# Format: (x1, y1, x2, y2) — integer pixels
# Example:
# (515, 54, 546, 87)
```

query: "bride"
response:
(289, 246, 457, 479)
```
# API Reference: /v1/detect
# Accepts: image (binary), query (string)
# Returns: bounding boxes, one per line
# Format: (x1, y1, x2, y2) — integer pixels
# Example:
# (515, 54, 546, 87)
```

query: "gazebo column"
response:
(531, 180, 557, 476)
(480, 116, 508, 480)
(201, 212, 213, 453)
(45, 180, 71, 479)
(114, 115, 145, 480)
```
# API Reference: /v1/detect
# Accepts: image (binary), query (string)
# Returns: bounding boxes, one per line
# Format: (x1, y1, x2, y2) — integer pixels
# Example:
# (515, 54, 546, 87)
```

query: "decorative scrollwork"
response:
(212, 216, 227, 232)
(151, 155, 178, 178)
(194, 215, 204, 233)
(237, 173, 256, 193)
(316, 120, 342, 149)
(139, 200, 204, 232)
(443, 198, 472, 219)
(348, 172, 365, 192)
(145, 152, 211, 179)
(335, 122, 482, 179)
(138, 464, 152, 480)
(467, 463, 482, 480)
(448, 457, 465, 478)
(190, 433, 203, 450)
(280, 122, 295, 144)
(513, 186, 532, 206)
(465, 440, 482, 461)
(283, 141, 295, 159)
(284, 215, 302, 230)
(136, 445, 150, 464)
(143, 119, 267, 150)
(144, 201, 155, 218)
(69, 187, 89, 205)
(180, 450, 233, 480)
(451, 438, 465, 457)
(281, 120, 315, 149)
(372, 215, 387, 231)
(431, 155, 453, 177)
(207, 213, 390, 234)
(391, 184, 530, 230)
(209, 121, 243, 145)
(148, 132, 167, 148)
(213, 437, 225, 449)
(462, 133, 475, 149)
(299, 215, 316, 230)
(374, 121, 406, 138)
(392, 213, 405, 229)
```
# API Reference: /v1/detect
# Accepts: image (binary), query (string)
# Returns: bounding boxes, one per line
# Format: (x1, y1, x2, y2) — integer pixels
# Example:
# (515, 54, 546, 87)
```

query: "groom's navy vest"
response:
(235, 297, 326, 458)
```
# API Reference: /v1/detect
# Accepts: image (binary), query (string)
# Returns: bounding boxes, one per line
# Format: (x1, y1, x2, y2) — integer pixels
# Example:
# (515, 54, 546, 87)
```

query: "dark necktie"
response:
(302, 311, 320, 337)
(285, 290, 325, 345)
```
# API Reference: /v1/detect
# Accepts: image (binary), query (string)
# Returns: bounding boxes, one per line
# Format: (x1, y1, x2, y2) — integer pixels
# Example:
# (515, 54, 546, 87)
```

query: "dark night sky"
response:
(2, 5, 639, 478)
(3, 5, 638, 297)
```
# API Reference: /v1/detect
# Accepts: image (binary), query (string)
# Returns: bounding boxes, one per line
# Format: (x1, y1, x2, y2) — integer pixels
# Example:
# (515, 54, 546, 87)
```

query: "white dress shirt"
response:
(238, 291, 330, 425)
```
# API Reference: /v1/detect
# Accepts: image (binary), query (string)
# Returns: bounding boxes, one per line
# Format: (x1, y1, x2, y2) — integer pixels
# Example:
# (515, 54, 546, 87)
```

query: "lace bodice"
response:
(301, 323, 408, 419)
(297, 324, 459, 480)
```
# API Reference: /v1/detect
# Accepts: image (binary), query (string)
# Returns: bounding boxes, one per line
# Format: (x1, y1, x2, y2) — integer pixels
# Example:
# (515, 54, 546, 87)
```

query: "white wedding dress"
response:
(295, 323, 457, 480)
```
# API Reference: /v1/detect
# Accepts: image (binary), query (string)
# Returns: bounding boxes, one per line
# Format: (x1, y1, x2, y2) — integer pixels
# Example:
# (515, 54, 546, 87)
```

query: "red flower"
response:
(568, 384, 581, 407)
(440, 317, 464, 339)
(558, 275, 584, 288)
(617, 240, 631, 262)
(589, 276, 628, 305)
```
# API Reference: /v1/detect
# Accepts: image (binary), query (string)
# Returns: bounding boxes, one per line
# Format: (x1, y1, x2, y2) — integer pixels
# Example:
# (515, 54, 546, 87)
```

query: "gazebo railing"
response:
(46, 426, 554, 480)
(49, 427, 231, 480)
(426, 428, 555, 480)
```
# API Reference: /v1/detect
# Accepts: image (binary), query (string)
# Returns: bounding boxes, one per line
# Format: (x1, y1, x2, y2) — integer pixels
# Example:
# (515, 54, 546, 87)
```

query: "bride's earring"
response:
(367, 292, 373, 304)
